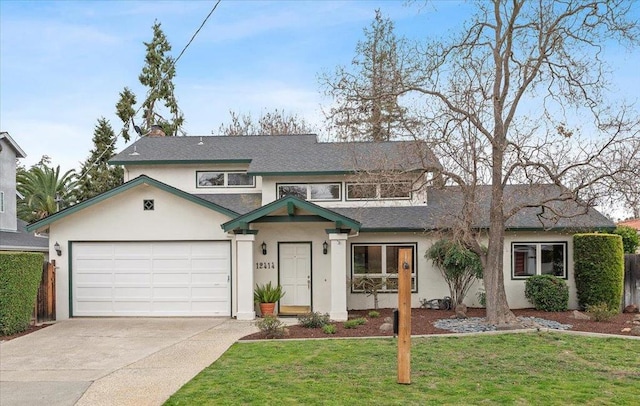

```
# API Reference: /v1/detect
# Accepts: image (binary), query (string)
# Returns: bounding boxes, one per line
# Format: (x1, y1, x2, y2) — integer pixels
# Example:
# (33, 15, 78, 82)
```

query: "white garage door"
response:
(72, 241, 230, 316)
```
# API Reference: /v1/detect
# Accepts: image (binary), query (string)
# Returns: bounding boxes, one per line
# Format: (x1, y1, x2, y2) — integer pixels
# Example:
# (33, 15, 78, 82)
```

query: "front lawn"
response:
(165, 333, 639, 405)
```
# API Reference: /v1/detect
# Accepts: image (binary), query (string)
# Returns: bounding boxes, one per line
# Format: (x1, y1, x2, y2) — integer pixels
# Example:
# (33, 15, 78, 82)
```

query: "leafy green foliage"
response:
(17, 160, 77, 222)
(586, 302, 618, 322)
(574, 234, 624, 311)
(116, 21, 184, 139)
(426, 239, 483, 305)
(322, 324, 337, 334)
(254, 315, 287, 339)
(297, 312, 330, 328)
(343, 320, 359, 329)
(77, 118, 123, 201)
(253, 282, 285, 303)
(524, 275, 569, 312)
(0, 252, 44, 335)
(613, 225, 639, 254)
(368, 310, 380, 318)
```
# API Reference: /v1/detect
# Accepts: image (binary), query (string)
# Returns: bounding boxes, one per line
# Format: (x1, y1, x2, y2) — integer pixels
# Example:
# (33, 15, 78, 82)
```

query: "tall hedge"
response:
(573, 233, 624, 311)
(0, 252, 44, 335)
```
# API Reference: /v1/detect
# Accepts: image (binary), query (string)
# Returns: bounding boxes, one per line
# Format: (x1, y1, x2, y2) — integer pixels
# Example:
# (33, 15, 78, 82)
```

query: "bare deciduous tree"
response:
(217, 109, 315, 136)
(329, 0, 640, 325)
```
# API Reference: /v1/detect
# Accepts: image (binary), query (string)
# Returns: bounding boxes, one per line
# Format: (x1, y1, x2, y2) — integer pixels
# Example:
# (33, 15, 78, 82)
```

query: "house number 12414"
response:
(256, 262, 275, 270)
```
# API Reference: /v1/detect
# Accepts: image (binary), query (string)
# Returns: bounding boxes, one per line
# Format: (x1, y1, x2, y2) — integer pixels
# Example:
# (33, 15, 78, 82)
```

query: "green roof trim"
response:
(26, 175, 239, 232)
(109, 159, 252, 166)
(222, 196, 361, 232)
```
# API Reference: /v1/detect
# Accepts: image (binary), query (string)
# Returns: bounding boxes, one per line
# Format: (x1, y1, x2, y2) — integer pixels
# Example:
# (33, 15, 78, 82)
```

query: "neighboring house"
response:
(0, 132, 48, 255)
(26, 134, 613, 320)
(617, 218, 640, 253)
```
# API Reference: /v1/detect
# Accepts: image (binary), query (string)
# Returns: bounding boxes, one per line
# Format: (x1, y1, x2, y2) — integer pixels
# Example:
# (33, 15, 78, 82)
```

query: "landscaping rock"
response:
(633, 314, 640, 322)
(455, 303, 468, 319)
(621, 327, 631, 333)
(623, 304, 639, 313)
(379, 322, 394, 332)
(572, 310, 591, 320)
(631, 326, 640, 337)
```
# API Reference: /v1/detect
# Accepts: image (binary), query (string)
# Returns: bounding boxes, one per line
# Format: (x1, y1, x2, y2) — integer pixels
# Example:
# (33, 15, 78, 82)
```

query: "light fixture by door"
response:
(261, 241, 267, 255)
(323, 241, 328, 255)
(54, 242, 62, 256)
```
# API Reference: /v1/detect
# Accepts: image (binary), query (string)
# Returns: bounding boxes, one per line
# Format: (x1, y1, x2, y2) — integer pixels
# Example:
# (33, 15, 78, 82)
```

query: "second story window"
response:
(278, 183, 341, 201)
(197, 171, 255, 188)
(346, 182, 412, 200)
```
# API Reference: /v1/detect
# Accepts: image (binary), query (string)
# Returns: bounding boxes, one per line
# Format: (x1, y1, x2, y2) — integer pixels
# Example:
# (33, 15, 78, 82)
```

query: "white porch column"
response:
(329, 232, 349, 321)
(235, 233, 256, 320)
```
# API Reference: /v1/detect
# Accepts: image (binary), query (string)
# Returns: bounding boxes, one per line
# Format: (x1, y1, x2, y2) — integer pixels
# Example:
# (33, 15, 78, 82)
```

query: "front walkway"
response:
(0, 318, 258, 406)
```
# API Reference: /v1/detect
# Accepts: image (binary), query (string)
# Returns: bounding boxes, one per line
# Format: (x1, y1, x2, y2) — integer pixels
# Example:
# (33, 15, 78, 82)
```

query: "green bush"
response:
(343, 320, 359, 329)
(0, 252, 44, 335)
(368, 310, 380, 318)
(298, 312, 330, 328)
(322, 324, 337, 334)
(613, 225, 639, 254)
(574, 233, 624, 311)
(586, 302, 618, 322)
(255, 315, 287, 339)
(524, 275, 569, 312)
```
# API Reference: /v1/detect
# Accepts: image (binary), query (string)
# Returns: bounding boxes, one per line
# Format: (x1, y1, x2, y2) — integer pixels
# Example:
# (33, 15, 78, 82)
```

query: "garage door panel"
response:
(73, 241, 230, 317)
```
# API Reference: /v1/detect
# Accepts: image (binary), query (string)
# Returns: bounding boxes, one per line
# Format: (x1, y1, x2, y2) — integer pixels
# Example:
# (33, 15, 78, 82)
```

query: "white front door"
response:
(279, 243, 311, 308)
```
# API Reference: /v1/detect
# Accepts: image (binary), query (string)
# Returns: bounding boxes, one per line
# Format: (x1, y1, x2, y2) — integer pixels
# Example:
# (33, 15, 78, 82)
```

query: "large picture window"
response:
(197, 171, 254, 188)
(346, 182, 411, 200)
(277, 183, 341, 201)
(351, 243, 417, 293)
(512, 242, 567, 279)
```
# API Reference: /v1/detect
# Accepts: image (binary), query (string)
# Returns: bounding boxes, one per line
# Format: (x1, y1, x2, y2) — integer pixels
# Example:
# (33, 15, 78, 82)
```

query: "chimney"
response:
(148, 124, 166, 137)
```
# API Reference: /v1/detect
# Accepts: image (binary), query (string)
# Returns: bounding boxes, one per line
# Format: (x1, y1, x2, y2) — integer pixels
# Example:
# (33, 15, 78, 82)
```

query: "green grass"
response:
(165, 333, 640, 405)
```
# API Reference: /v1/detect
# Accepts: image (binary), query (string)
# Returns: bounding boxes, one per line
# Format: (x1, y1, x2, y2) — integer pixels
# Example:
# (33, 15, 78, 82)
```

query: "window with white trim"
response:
(512, 242, 567, 279)
(351, 243, 417, 293)
(277, 183, 341, 201)
(346, 182, 411, 200)
(197, 171, 254, 188)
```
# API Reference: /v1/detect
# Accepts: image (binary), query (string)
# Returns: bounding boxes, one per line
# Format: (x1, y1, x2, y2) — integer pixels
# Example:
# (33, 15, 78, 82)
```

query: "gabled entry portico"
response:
(222, 196, 361, 321)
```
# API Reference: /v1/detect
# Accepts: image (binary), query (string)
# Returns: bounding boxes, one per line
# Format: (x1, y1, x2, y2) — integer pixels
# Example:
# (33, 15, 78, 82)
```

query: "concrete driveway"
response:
(0, 318, 258, 406)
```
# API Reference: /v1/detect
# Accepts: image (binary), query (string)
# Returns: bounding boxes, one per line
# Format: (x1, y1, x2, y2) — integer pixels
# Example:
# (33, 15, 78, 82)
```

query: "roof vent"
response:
(148, 125, 166, 137)
(129, 146, 140, 156)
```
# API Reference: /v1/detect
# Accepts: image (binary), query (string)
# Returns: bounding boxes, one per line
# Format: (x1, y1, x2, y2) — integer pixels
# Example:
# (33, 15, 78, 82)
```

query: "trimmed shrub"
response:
(0, 252, 44, 335)
(322, 324, 337, 334)
(613, 225, 639, 254)
(368, 310, 380, 318)
(255, 315, 287, 339)
(297, 312, 330, 328)
(586, 302, 618, 322)
(343, 320, 360, 329)
(524, 275, 569, 312)
(574, 233, 624, 311)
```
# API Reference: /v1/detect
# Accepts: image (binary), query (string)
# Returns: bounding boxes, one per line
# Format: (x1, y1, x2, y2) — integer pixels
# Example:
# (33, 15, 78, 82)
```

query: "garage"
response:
(72, 241, 230, 316)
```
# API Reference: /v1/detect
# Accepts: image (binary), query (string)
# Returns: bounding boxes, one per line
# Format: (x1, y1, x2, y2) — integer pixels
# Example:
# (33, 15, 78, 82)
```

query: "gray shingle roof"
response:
(194, 193, 262, 215)
(110, 135, 441, 175)
(0, 220, 48, 251)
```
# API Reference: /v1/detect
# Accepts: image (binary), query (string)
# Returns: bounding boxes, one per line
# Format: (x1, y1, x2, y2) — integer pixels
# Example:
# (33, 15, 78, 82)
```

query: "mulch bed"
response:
(0, 324, 50, 342)
(241, 308, 639, 340)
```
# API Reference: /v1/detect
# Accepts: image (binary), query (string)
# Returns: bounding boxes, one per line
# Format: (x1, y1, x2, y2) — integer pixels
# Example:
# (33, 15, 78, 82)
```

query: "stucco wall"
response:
(125, 163, 262, 195)
(0, 138, 18, 231)
(47, 184, 233, 319)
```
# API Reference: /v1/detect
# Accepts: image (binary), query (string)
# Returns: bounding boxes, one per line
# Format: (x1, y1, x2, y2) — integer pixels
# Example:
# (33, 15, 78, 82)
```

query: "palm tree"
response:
(17, 165, 78, 222)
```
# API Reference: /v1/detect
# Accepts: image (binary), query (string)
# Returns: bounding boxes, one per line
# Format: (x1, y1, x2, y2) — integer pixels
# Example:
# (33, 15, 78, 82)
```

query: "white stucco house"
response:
(26, 134, 613, 321)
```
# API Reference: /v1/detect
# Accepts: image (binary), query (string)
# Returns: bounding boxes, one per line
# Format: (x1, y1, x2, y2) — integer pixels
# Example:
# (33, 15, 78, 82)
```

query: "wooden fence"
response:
(34, 260, 56, 323)
(624, 254, 640, 307)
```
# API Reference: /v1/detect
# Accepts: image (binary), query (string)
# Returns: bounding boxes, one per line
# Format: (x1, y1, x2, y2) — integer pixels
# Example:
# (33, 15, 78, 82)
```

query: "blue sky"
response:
(1, 0, 639, 175)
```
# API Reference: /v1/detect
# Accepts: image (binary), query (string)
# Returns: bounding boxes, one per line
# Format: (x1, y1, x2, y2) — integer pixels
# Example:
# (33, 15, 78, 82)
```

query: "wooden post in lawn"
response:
(397, 248, 412, 384)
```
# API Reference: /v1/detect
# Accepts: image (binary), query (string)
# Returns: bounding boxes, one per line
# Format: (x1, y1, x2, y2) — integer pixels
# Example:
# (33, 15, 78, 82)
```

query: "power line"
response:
(77, 0, 221, 182)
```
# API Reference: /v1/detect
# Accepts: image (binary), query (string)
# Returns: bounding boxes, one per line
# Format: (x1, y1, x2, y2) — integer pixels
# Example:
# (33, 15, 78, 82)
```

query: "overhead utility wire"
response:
(76, 0, 221, 182)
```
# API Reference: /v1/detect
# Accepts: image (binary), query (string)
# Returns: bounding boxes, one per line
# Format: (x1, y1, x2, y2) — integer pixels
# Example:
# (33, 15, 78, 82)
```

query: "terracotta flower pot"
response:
(259, 302, 276, 316)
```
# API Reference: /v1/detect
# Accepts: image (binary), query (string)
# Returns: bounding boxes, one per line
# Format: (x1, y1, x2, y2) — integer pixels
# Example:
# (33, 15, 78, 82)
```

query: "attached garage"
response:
(72, 241, 231, 317)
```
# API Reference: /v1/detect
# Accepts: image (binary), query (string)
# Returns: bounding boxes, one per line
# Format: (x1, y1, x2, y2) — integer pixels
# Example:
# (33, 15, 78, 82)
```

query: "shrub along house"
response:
(26, 134, 613, 320)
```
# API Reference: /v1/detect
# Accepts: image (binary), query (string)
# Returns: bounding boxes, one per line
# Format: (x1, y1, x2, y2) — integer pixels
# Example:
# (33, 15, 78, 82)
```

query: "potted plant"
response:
(254, 281, 285, 316)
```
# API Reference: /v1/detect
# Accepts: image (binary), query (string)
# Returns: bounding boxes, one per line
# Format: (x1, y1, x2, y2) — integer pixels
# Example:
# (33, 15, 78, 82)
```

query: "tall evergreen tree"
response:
(116, 21, 184, 140)
(77, 118, 123, 201)
(320, 10, 418, 141)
